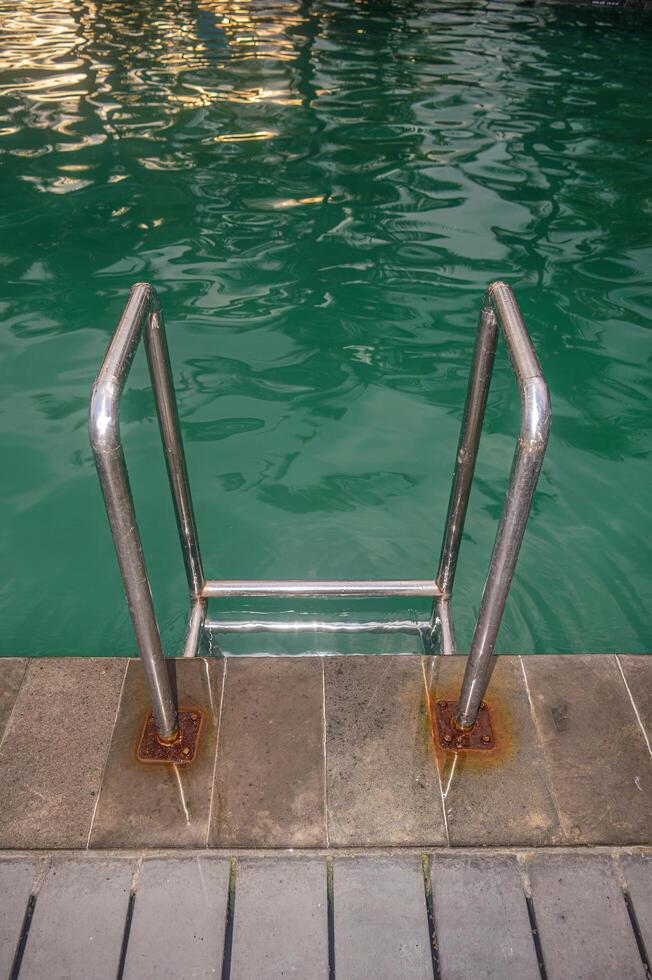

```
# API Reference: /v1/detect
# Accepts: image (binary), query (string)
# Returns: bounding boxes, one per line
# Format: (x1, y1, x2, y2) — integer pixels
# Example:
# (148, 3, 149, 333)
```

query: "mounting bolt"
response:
(481, 734, 491, 744)
(455, 737, 463, 749)
(182, 747, 190, 756)
(480, 702, 487, 710)
(191, 713, 198, 721)
(443, 733, 453, 744)
(437, 700, 447, 708)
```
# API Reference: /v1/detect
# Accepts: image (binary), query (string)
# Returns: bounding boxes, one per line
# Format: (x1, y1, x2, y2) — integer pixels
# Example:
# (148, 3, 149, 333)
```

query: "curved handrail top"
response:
(88, 283, 158, 455)
(485, 281, 551, 450)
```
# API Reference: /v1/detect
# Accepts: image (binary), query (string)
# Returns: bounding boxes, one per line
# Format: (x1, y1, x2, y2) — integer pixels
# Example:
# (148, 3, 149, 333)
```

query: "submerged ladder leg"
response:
(431, 303, 498, 656)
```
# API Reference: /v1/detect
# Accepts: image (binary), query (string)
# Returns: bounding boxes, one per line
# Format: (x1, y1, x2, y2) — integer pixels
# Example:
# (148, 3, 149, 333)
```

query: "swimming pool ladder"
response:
(89, 281, 550, 742)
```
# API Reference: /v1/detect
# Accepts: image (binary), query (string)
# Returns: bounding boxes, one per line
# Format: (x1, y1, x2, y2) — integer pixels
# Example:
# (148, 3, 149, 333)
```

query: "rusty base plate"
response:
(434, 699, 495, 750)
(137, 709, 203, 764)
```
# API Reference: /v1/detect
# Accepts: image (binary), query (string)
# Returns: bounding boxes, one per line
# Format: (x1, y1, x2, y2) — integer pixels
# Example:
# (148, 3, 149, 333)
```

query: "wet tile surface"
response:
(617, 655, 652, 743)
(91, 658, 222, 848)
(526, 854, 646, 980)
(0, 659, 27, 743)
(210, 657, 325, 847)
(431, 853, 540, 980)
(0, 659, 126, 849)
(123, 857, 230, 979)
(523, 655, 652, 844)
(231, 857, 328, 980)
(426, 657, 562, 846)
(334, 855, 432, 979)
(20, 857, 134, 980)
(325, 656, 446, 846)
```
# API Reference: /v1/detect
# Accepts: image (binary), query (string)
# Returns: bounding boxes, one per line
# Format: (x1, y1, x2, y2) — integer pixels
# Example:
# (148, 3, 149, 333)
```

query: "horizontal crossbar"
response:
(204, 619, 429, 634)
(200, 579, 441, 599)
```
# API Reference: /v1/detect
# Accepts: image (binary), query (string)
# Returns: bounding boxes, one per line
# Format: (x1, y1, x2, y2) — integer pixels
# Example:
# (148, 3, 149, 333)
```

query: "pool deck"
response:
(0, 653, 650, 850)
(0, 653, 650, 977)
(1, 846, 650, 979)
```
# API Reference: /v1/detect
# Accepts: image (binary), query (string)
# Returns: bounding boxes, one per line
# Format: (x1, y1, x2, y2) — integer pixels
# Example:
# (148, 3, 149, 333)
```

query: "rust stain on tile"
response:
(136, 709, 204, 766)
(424, 678, 517, 778)
(434, 699, 495, 751)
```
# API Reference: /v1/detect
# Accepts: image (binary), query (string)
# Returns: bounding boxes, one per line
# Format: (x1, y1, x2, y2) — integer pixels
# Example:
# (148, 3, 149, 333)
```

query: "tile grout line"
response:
(0, 659, 29, 757)
(518, 657, 568, 841)
(116, 856, 143, 980)
(86, 660, 129, 850)
(206, 657, 228, 847)
(421, 656, 450, 846)
(2, 845, 651, 861)
(615, 656, 652, 760)
(30, 852, 51, 897)
(132, 854, 143, 889)
(321, 657, 330, 848)
(516, 853, 548, 980)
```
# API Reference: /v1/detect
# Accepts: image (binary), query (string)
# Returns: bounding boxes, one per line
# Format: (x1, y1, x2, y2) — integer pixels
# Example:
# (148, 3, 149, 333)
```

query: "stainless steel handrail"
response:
(435, 281, 551, 729)
(89, 279, 550, 741)
(89, 283, 205, 740)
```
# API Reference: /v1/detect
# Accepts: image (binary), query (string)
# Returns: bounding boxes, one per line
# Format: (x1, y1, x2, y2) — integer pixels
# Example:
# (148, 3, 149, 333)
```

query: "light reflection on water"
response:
(0, 0, 650, 656)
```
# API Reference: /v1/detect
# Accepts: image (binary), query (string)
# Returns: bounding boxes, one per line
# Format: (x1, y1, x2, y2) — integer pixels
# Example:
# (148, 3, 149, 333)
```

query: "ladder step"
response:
(204, 619, 428, 633)
(200, 579, 441, 599)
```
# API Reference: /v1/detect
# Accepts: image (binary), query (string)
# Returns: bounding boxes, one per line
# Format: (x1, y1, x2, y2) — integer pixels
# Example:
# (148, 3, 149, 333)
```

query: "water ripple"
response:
(0, 0, 651, 657)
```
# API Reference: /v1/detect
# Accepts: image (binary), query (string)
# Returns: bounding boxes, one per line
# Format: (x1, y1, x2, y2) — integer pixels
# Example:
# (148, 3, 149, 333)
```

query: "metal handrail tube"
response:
(437, 282, 551, 730)
(432, 597, 457, 657)
(146, 302, 204, 597)
(436, 305, 498, 598)
(182, 599, 207, 658)
(201, 579, 441, 599)
(89, 283, 205, 739)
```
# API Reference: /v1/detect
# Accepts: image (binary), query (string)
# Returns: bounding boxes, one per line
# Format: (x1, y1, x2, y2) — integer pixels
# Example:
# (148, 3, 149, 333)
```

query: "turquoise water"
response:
(1, 0, 650, 657)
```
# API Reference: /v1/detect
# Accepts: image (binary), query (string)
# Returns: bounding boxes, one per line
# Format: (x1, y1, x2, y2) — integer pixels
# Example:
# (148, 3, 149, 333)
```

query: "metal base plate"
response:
(434, 699, 495, 750)
(137, 709, 203, 764)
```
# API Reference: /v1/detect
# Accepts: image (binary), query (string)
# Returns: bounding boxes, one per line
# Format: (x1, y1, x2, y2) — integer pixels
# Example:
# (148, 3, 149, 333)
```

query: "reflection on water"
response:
(0, 0, 650, 656)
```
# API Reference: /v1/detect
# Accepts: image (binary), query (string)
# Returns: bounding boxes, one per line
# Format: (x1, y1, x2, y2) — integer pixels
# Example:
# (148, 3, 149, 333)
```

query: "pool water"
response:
(1, 0, 650, 657)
